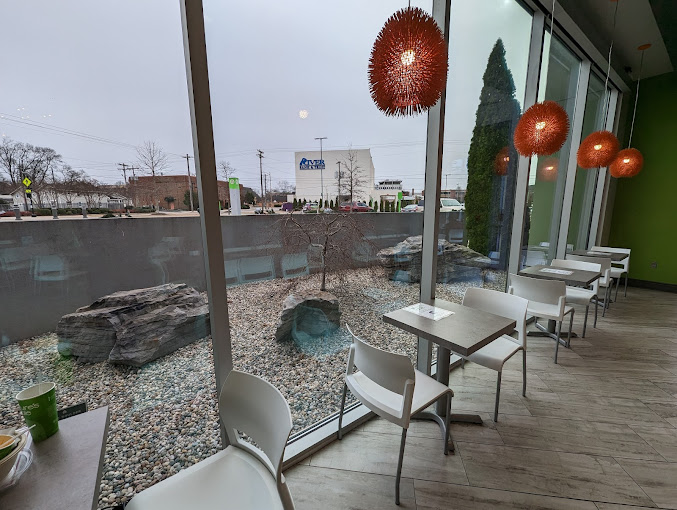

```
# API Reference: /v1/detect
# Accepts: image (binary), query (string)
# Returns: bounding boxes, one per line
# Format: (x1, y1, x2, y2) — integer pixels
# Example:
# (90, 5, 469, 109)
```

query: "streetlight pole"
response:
(315, 136, 327, 213)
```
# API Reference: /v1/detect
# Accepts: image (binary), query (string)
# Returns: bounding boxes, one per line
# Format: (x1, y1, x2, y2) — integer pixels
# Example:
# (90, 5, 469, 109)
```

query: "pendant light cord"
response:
(550, 0, 556, 37)
(628, 49, 645, 147)
(602, 1, 620, 123)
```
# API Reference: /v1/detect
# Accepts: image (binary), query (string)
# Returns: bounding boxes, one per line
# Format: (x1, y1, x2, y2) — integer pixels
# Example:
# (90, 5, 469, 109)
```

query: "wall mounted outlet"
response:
(650, 261, 658, 269)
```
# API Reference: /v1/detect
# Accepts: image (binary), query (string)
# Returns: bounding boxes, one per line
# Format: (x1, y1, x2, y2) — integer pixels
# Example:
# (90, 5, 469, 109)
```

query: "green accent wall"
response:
(609, 71, 677, 285)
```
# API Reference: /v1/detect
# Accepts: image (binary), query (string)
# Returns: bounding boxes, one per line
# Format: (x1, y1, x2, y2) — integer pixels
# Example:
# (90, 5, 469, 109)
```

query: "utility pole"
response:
(314, 136, 327, 213)
(257, 149, 264, 212)
(183, 154, 194, 211)
(444, 173, 450, 191)
(337, 161, 341, 208)
(118, 163, 128, 184)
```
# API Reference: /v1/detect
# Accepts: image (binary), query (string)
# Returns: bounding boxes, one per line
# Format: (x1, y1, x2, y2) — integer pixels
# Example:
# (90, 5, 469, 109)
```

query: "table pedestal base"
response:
(527, 319, 576, 345)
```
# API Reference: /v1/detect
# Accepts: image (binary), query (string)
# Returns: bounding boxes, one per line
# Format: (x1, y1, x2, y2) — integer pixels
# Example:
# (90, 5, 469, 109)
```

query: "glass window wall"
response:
(566, 73, 607, 251)
(436, 0, 532, 298)
(521, 34, 581, 266)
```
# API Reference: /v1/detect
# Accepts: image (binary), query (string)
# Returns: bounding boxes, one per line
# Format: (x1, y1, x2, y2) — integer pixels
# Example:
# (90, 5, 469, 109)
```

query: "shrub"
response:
(101, 212, 116, 218)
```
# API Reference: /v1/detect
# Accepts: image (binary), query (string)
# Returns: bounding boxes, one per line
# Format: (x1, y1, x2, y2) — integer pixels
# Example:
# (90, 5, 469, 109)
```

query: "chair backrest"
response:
(345, 325, 415, 395)
(591, 246, 630, 270)
(219, 370, 292, 485)
(566, 254, 611, 285)
(462, 288, 528, 348)
(509, 273, 566, 309)
(551, 258, 601, 294)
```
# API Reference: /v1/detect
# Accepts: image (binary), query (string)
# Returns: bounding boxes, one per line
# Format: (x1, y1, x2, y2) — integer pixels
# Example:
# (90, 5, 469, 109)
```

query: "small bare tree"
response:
(278, 212, 377, 291)
(136, 140, 168, 210)
(339, 148, 367, 212)
(218, 161, 235, 182)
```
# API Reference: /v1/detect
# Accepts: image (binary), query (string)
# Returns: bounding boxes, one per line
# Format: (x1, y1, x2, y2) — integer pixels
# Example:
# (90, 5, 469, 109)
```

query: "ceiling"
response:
(559, 0, 674, 82)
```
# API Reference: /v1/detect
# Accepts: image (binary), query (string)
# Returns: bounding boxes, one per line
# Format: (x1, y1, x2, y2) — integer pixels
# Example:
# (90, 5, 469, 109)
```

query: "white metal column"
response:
(590, 89, 619, 247)
(556, 60, 590, 259)
(180, 0, 233, 442)
(508, 11, 546, 275)
(417, 0, 451, 375)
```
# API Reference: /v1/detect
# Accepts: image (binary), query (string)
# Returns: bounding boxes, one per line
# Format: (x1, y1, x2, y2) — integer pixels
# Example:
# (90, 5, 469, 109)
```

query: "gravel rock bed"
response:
(0, 268, 505, 508)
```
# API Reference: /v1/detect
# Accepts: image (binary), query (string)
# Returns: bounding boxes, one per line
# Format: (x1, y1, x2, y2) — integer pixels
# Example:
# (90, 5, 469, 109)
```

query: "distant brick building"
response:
(130, 175, 237, 210)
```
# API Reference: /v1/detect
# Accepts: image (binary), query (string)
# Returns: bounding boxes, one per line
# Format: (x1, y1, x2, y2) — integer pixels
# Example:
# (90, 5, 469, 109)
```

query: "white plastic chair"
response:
(567, 254, 613, 316)
(551, 259, 601, 337)
(509, 274, 574, 364)
(591, 246, 631, 299)
(461, 288, 528, 422)
(337, 325, 454, 505)
(126, 370, 295, 510)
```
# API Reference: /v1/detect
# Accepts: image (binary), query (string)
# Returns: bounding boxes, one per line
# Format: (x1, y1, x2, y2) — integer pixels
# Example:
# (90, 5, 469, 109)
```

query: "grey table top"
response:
(0, 406, 110, 510)
(570, 250, 628, 262)
(383, 299, 516, 357)
(519, 265, 600, 287)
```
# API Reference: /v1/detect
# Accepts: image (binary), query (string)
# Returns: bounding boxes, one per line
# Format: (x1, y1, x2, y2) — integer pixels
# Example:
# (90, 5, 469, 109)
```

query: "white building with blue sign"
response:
(294, 149, 376, 204)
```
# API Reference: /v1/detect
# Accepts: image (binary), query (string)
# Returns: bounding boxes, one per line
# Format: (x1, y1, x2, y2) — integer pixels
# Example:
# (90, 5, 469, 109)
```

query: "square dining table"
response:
(570, 249, 628, 262)
(383, 299, 516, 447)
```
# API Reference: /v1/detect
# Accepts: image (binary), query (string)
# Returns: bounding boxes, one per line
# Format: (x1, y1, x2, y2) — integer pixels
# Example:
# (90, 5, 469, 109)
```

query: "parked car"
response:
(401, 204, 421, 213)
(302, 202, 319, 213)
(416, 198, 465, 212)
(339, 201, 373, 212)
(440, 198, 465, 212)
(281, 202, 293, 212)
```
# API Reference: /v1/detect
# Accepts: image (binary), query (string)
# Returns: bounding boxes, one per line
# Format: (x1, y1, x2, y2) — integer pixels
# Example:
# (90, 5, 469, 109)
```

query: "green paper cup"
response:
(16, 382, 59, 442)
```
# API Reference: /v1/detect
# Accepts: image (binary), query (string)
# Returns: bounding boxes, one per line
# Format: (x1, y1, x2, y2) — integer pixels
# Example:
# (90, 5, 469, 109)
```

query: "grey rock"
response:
(377, 235, 492, 283)
(57, 283, 209, 366)
(274, 290, 341, 342)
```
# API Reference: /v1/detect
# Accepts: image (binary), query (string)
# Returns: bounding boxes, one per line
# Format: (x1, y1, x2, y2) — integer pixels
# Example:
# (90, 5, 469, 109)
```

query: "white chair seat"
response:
(126, 447, 283, 510)
(609, 267, 625, 278)
(348, 369, 452, 419)
(527, 302, 574, 322)
(466, 335, 522, 372)
(565, 286, 596, 305)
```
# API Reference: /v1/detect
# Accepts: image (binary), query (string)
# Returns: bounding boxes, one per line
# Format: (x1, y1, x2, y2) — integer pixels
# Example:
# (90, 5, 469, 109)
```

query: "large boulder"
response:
(274, 290, 341, 342)
(57, 283, 209, 366)
(377, 235, 492, 283)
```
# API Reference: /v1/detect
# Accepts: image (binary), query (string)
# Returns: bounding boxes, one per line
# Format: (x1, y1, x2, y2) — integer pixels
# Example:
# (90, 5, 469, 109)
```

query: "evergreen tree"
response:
(293, 198, 298, 209)
(369, 198, 373, 208)
(380, 199, 384, 212)
(329, 199, 334, 209)
(374, 201, 379, 212)
(464, 39, 521, 256)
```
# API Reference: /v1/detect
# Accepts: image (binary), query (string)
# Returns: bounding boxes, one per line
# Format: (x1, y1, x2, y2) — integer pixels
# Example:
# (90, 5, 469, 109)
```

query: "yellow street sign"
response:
(25, 189, 32, 194)
(22, 177, 32, 187)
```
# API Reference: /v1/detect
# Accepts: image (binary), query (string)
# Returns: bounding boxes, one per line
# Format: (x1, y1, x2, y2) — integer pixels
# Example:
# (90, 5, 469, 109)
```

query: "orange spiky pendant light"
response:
(578, 0, 621, 169)
(514, 0, 570, 157)
(610, 44, 649, 178)
(368, 3, 448, 117)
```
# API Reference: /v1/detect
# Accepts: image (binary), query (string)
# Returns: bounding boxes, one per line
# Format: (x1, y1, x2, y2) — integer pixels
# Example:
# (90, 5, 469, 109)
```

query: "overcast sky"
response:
(0, 0, 531, 193)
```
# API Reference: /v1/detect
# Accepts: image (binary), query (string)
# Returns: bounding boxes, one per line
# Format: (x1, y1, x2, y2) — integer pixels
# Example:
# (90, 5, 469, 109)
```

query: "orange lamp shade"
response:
(494, 147, 510, 176)
(514, 101, 569, 157)
(368, 6, 448, 117)
(609, 148, 644, 178)
(536, 157, 559, 182)
(577, 130, 620, 168)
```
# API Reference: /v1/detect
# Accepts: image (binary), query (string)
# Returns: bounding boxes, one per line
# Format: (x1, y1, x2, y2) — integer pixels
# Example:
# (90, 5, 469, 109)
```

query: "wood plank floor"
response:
(285, 287, 677, 509)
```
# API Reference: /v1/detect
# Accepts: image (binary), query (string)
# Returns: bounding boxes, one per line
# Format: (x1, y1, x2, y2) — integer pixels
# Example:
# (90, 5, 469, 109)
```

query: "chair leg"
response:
(395, 428, 407, 506)
(554, 320, 562, 364)
(582, 305, 589, 338)
(602, 286, 610, 317)
(522, 350, 527, 397)
(567, 310, 574, 348)
(337, 383, 347, 440)
(624, 273, 628, 297)
(615, 274, 621, 301)
(494, 371, 502, 422)
(444, 393, 452, 455)
(594, 297, 599, 328)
